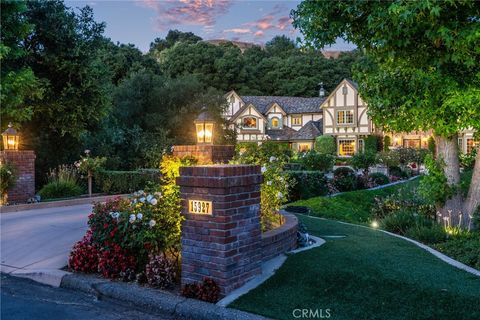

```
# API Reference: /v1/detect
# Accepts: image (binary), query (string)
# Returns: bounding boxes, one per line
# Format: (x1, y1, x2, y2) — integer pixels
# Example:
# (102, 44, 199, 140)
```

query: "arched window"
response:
(271, 117, 280, 129)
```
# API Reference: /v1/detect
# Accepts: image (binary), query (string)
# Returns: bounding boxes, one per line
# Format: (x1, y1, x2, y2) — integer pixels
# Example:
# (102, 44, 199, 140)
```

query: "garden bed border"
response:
(261, 211, 298, 262)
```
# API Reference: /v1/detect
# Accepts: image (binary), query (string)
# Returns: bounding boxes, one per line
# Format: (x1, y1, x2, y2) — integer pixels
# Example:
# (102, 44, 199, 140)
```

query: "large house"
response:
(224, 79, 477, 155)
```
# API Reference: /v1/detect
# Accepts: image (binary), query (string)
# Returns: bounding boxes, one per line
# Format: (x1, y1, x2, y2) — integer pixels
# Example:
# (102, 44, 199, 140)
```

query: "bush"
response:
(371, 189, 436, 221)
(381, 210, 417, 235)
(428, 137, 436, 155)
(38, 181, 83, 199)
(145, 254, 179, 289)
(95, 169, 161, 194)
(68, 230, 99, 273)
(181, 278, 221, 303)
(288, 171, 329, 201)
(97, 243, 137, 279)
(365, 135, 381, 153)
(314, 135, 336, 155)
(460, 148, 477, 169)
(234, 141, 292, 164)
(0, 162, 16, 196)
(406, 224, 447, 244)
(383, 136, 391, 151)
(433, 234, 480, 270)
(300, 151, 335, 171)
(333, 167, 357, 192)
(377, 151, 401, 168)
(349, 151, 377, 175)
(388, 166, 408, 179)
(368, 173, 390, 187)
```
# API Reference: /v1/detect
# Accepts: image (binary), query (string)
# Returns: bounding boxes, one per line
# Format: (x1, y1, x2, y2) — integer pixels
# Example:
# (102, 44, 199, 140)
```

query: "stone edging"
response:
(297, 214, 480, 277)
(261, 211, 298, 262)
(60, 273, 269, 320)
(0, 194, 129, 213)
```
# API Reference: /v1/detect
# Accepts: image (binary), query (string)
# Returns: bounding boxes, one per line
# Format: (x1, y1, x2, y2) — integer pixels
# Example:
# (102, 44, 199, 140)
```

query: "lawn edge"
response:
(297, 213, 480, 277)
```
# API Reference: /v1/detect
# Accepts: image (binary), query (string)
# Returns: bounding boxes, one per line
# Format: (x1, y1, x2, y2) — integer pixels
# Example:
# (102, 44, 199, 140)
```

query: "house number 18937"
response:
(188, 200, 212, 215)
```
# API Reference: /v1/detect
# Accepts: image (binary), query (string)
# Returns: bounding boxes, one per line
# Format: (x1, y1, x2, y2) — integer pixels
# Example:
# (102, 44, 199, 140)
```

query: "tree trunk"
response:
(463, 146, 480, 230)
(435, 134, 466, 228)
(88, 171, 92, 197)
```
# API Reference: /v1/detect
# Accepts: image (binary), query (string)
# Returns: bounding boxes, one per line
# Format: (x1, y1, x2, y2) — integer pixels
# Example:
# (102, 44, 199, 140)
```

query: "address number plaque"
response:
(188, 199, 213, 215)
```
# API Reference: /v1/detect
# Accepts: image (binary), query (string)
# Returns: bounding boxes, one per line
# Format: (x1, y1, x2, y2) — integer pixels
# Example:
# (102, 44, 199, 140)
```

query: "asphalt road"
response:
(1, 274, 173, 320)
(1, 204, 91, 274)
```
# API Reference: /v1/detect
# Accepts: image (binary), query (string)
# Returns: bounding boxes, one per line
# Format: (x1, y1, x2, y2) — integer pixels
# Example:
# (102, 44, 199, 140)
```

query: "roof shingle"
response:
(240, 96, 325, 114)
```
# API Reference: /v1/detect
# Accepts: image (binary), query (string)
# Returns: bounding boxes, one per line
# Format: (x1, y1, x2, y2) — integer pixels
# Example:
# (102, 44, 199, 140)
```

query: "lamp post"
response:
(2, 123, 20, 150)
(194, 109, 215, 145)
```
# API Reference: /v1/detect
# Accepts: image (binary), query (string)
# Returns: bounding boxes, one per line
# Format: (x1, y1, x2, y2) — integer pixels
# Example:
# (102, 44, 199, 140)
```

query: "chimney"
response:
(318, 82, 325, 97)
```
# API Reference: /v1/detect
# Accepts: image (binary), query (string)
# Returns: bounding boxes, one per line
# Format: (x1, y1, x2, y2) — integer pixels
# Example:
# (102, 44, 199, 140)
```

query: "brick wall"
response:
(177, 165, 262, 296)
(0, 150, 36, 203)
(261, 212, 298, 262)
(172, 145, 235, 164)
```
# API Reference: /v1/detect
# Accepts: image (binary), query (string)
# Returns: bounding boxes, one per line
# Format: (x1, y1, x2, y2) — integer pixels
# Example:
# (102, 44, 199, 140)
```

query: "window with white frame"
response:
(338, 139, 355, 156)
(271, 117, 280, 129)
(466, 138, 479, 154)
(458, 138, 463, 153)
(292, 115, 302, 126)
(337, 110, 354, 125)
(358, 139, 364, 153)
(242, 117, 257, 129)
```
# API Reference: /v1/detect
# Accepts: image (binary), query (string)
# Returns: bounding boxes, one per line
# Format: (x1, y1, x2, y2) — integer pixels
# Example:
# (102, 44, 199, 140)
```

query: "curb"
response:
(60, 273, 270, 320)
(0, 194, 129, 213)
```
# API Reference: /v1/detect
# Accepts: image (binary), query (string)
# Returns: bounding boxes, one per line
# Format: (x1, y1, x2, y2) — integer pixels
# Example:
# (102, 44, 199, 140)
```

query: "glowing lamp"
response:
(2, 123, 20, 150)
(194, 109, 215, 145)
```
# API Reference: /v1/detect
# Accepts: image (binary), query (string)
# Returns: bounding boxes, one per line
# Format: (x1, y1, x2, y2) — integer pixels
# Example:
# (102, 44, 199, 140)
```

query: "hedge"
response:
(288, 171, 329, 201)
(95, 169, 162, 194)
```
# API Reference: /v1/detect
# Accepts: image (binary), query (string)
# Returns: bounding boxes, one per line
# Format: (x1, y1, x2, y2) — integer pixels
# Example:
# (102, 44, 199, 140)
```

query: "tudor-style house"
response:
(224, 79, 477, 156)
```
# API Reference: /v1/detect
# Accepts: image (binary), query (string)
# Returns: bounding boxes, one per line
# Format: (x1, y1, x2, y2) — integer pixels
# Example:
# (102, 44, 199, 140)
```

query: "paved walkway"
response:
(1, 204, 92, 274)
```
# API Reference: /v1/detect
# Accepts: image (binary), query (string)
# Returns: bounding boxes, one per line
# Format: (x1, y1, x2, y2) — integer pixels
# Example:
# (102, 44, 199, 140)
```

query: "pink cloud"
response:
(277, 16, 293, 30)
(138, 0, 232, 30)
(254, 30, 264, 37)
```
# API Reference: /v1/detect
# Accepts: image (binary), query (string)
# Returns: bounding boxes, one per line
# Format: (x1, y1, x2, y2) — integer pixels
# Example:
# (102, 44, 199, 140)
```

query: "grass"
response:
(230, 216, 480, 320)
(288, 177, 420, 224)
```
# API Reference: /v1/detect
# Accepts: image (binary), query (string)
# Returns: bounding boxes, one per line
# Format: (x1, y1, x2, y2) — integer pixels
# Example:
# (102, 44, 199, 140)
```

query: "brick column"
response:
(0, 150, 36, 203)
(172, 145, 235, 164)
(177, 165, 262, 296)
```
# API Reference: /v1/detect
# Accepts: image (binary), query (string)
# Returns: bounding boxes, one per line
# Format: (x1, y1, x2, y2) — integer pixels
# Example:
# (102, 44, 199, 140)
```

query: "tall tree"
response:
(0, 1, 43, 127)
(293, 0, 480, 226)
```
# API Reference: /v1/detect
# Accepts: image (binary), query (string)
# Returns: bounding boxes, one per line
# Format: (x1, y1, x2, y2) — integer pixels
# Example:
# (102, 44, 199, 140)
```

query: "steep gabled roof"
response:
(230, 103, 267, 122)
(320, 78, 358, 109)
(266, 125, 297, 141)
(290, 120, 323, 141)
(240, 96, 325, 114)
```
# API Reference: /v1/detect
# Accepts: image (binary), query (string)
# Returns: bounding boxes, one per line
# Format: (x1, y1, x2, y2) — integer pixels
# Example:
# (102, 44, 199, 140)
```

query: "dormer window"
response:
(292, 116, 302, 126)
(242, 117, 258, 129)
(337, 110, 354, 125)
(270, 117, 280, 129)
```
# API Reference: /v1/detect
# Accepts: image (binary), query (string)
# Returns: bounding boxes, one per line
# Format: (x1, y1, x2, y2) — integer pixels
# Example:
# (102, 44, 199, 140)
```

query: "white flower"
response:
(261, 166, 267, 173)
(267, 181, 272, 186)
(150, 198, 158, 206)
(137, 213, 143, 220)
(277, 192, 283, 199)
(138, 190, 144, 195)
(129, 214, 136, 223)
(269, 156, 277, 162)
(146, 194, 153, 202)
(149, 220, 156, 228)
(109, 211, 114, 217)
(279, 176, 284, 181)
(154, 192, 162, 197)
(139, 197, 145, 203)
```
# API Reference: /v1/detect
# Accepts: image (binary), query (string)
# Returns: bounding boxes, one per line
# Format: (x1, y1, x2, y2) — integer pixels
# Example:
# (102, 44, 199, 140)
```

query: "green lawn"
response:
(230, 216, 480, 320)
(288, 177, 420, 224)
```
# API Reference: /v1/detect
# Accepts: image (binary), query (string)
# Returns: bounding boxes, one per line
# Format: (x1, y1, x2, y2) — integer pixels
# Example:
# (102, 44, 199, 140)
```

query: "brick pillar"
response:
(172, 145, 235, 164)
(177, 165, 262, 296)
(0, 150, 36, 203)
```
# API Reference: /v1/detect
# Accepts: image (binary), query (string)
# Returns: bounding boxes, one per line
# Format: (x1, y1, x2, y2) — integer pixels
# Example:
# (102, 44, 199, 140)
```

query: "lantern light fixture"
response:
(194, 108, 215, 145)
(2, 123, 20, 150)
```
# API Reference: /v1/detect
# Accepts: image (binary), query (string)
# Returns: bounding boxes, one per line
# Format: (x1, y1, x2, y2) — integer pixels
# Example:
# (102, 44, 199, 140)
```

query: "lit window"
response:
(242, 117, 257, 129)
(337, 110, 354, 124)
(339, 139, 355, 156)
(466, 138, 479, 154)
(292, 116, 302, 126)
(271, 117, 280, 129)
(298, 143, 311, 152)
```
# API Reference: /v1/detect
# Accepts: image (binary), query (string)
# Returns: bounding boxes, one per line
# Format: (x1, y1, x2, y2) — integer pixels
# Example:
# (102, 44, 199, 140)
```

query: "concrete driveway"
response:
(1, 204, 92, 281)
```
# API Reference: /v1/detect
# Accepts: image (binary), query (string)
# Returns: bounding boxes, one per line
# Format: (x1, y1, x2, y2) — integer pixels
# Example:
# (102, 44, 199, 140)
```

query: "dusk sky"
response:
(66, 0, 355, 52)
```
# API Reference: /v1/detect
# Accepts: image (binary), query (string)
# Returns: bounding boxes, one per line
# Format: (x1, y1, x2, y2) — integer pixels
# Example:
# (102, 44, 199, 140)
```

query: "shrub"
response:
(433, 234, 480, 269)
(383, 136, 391, 151)
(182, 278, 221, 303)
(145, 254, 179, 289)
(314, 135, 336, 155)
(38, 181, 83, 199)
(0, 162, 16, 204)
(419, 154, 454, 206)
(97, 243, 137, 279)
(388, 166, 408, 179)
(428, 137, 436, 155)
(365, 135, 381, 153)
(459, 148, 477, 169)
(371, 189, 436, 221)
(300, 151, 335, 171)
(406, 224, 447, 244)
(95, 169, 161, 194)
(68, 230, 99, 273)
(333, 167, 357, 192)
(350, 151, 377, 175)
(234, 141, 291, 164)
(381, 210, 417, 235)
(288, 171, 329, 201)
(368, 173, 390, 187)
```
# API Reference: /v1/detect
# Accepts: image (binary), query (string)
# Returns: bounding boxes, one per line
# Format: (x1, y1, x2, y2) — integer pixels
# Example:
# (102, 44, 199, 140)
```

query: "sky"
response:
(66, 0, 355, 52)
